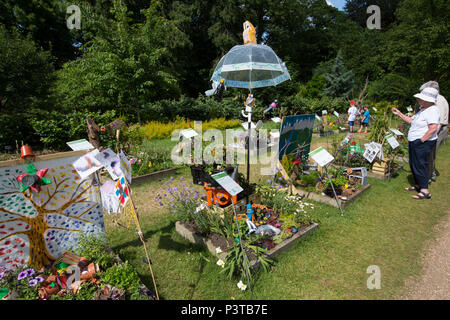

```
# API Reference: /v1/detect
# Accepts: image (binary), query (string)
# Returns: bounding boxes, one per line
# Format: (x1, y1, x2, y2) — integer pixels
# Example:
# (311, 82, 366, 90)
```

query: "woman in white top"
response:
(392, 87, 440, 199)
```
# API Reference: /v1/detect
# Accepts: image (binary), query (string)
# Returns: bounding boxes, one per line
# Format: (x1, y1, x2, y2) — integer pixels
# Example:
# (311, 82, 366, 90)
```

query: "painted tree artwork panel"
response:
(0, 154, 104, 270)
(278, 115, 315, 162)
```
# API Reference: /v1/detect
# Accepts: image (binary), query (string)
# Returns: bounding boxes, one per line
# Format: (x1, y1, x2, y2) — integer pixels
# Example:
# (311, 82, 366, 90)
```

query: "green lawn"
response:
(104, 138, 450, 300)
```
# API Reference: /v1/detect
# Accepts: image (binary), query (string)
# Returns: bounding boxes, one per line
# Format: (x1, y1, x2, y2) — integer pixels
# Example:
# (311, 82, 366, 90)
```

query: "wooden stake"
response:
(123, 178, 160, 300)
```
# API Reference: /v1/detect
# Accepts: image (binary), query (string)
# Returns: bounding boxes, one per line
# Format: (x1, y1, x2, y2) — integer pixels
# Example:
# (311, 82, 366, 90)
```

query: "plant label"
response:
(333, 111, 339, 117)
(315, 114, 322, 121)
(389, 128, 404, 136)
(180, 128, 198, 139)
(67, 139, 94, 151)
(309, 147, 334, 167)
(386, 134, 400, 149)
(363, 142, 380, 163)
(211, 171, 243, 197)
(271, 117, 282, 123)
(322, 110, 328, 115)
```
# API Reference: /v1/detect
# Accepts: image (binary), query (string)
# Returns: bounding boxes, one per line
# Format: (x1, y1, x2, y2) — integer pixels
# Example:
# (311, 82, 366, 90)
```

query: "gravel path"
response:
(400, 212, 450, 300)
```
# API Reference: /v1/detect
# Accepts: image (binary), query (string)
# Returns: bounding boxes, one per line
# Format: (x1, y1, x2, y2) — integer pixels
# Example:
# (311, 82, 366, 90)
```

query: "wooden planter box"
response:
(290, 183, 371, 209)
(369, 164, 403, 180)
(175, 221, 318, 269)
(372, 160, 389, 174)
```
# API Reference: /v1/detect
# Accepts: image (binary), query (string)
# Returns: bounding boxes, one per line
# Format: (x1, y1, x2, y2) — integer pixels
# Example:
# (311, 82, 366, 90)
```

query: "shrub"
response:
(140, 95, 241, 123)
(140, 117, 241, 140)
(30, 109, 117, 150)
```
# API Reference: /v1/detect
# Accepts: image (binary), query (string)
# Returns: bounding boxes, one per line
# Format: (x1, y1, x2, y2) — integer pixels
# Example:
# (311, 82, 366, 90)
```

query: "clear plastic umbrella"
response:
(211, 43, 291, 90)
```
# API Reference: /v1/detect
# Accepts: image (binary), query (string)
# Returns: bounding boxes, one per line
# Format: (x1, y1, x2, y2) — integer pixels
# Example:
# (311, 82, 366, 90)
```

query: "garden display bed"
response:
(132, 167, 179, 186)
(289, 183, 371, 209)
(175, 221, 318, 269)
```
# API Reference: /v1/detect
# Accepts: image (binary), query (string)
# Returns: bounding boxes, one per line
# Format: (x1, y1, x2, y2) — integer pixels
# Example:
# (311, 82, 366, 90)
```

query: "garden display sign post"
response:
(309, 147, 344, 215)
(211, 172, 253, 296)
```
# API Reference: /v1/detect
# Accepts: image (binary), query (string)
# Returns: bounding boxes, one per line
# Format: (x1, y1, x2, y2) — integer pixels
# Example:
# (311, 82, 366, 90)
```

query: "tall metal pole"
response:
(324, 166, 344, 215)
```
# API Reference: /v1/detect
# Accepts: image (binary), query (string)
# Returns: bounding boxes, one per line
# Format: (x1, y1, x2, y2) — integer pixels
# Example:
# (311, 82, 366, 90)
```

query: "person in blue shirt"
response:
(358, 105, 370, 134)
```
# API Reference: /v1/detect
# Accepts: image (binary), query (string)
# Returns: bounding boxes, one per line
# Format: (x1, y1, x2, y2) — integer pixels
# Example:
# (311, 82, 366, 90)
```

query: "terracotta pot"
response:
(20, 145, 35, 159)
(80, 263, 99, 280)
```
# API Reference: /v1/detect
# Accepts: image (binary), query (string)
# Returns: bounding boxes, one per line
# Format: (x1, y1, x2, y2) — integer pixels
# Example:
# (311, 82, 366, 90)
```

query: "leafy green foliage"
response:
(99, 261, 141, 294)
(73, 234, 115, 270)
(30, 110, 117, 150)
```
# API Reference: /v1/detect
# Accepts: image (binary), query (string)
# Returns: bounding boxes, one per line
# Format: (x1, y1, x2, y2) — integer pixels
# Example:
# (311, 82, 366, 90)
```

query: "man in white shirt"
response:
(420, 81, 448, 181)
(347, 100, 359, 133)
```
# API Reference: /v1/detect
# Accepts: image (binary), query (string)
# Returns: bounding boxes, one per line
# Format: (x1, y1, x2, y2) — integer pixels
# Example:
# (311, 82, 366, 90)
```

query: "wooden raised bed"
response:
(131, 167, 179, 186)
(290, 183, 371, 209)
(175, 221, 318, 269)
(277, 161, 371, 208)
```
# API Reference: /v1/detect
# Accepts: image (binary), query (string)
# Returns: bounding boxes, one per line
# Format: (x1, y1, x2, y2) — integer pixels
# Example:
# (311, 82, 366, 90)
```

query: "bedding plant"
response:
(0, 234, 152, 300)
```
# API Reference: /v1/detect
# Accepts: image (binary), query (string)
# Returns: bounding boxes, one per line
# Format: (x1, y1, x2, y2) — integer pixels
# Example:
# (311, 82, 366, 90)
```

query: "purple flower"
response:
(28, 279, 38, 287)
(0, 271, 5, 280)
(35, 276, 45, 283)
(159, 203, 164, 207)
(180, 176, 184, 180)
(25, 268, 35, 277)
(170, 198, 174, 202)
(173, 210, 177, 214)
(267, 179, 272, 183)
(17, 271, 27, 280)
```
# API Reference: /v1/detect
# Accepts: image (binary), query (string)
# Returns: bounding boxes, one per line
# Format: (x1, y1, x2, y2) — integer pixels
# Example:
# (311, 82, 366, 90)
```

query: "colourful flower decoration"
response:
(292, 158, 302, 165)
(16, 163, 51, 193)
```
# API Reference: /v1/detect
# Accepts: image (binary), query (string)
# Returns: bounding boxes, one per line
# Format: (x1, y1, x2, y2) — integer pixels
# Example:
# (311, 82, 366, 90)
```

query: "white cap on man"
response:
(413, 87, 438, 103)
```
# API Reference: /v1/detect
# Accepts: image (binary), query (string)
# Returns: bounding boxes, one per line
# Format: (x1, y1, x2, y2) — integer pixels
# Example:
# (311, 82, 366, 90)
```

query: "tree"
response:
(55, 0, 190, 117)
(381, 0, 450, 97)
(0, 26, 55, 112)
(322, 50, 354, 98)
(0, 0, 81, 67)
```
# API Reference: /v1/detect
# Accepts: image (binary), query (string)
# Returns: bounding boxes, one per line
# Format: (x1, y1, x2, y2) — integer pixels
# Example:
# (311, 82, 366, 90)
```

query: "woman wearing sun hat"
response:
(392, 87, 440, 200)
